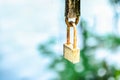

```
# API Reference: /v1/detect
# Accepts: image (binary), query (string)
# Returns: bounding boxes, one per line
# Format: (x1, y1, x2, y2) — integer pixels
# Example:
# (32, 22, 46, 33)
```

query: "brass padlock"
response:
(64, 0, 80, 63)
(63, 22, 80, 63)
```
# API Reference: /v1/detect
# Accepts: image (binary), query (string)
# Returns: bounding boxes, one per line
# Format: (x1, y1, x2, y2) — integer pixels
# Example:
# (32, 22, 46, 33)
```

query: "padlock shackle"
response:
(67, 26, 70, 44)
(72, 23, 77, 48)
(65, 21, 77, 49)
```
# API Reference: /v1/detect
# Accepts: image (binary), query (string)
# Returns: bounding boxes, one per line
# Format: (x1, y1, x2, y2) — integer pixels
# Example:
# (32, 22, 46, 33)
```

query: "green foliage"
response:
(38, 37, 56, 57)
(38, 18, 120, 80)
(109, 0, 120, 5)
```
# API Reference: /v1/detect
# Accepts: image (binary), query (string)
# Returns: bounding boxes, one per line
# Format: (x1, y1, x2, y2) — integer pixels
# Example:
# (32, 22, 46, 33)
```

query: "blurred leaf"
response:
(37, 19, 119, 80)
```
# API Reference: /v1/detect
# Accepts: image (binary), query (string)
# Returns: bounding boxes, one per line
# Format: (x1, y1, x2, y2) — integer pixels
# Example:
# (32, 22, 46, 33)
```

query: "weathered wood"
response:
(63, 43, 80, 63)
(65, 0, 80, 18)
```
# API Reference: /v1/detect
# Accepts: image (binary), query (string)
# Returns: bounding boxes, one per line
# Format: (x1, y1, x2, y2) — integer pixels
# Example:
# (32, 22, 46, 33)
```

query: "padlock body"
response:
(63, 43, 80, 63)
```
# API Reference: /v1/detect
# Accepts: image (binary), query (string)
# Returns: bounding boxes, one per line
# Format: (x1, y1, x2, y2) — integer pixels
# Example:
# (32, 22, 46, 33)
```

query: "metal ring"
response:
(65, 17, 79, 27)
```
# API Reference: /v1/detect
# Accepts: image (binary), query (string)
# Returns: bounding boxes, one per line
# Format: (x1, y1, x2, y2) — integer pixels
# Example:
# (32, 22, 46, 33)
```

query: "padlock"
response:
(63, 22, 80, 63)
(64, 0, 80, 63)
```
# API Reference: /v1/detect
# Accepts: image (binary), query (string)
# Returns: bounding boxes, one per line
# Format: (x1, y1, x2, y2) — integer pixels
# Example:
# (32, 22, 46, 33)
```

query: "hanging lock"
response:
(64, 0, 80, 63)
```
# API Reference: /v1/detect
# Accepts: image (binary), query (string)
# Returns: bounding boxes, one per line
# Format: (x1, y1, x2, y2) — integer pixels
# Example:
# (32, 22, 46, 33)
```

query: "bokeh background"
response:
(0, 0, 120, 80)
